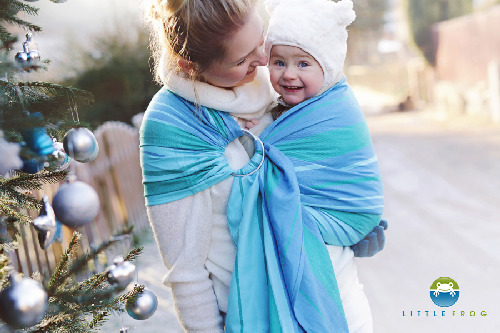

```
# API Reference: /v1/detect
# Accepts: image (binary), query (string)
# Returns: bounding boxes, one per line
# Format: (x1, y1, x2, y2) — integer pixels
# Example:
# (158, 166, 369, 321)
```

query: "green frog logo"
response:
(430, 277, 460, 307)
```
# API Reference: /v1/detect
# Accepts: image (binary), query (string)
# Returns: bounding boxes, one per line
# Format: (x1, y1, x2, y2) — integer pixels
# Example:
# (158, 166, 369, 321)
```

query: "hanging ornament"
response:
(52, 175, 100, 228)
(15, 31, 41, 71)
(119, 328, 128, 333)
(20, 112, 55, 157)
(54, 220, 63, 243)
(63, 127, 99, 163)
(50, 0, 69, 3)
(0, 135, 23, 176)
(33, 195, 58, 249)
(126, 288, 158, 320)
(21, 157, 45, 174)
(0, 273, 48, 329)
(46, 141, 70, 171)
(105, 256, 136, 290)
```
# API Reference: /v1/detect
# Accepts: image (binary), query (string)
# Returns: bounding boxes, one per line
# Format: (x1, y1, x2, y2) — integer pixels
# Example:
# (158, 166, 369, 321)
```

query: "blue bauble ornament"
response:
(20, 113, 54, 156)
(21, 158, 45, 174)
(52, 177, 100, 228)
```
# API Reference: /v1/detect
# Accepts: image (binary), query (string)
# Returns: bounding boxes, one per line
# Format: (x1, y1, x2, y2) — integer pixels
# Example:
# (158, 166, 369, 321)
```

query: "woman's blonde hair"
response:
(145, 0, 257, 84)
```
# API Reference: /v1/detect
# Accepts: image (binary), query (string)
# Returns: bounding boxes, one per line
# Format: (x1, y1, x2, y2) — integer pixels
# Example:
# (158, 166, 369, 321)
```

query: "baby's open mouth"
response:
(282, 85, 303, 92)
(246, 68, 256, 75)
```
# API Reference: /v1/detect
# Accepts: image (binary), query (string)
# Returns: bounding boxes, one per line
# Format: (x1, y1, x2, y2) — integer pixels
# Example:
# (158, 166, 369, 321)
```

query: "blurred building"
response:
(433, 5, 500, 122)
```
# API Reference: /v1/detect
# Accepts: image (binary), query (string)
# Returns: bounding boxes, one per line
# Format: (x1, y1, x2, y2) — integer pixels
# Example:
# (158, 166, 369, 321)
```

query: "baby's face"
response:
(268, 45, 324, 106)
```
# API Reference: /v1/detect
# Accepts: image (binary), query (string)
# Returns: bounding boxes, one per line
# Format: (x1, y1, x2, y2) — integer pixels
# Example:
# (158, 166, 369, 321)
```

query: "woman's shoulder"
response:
(144, 87, 193, 118)
(148, 87, 183, 108)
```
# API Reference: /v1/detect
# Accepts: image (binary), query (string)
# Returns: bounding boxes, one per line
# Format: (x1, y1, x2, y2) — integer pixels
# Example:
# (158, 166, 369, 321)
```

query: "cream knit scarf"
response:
(162, 66, 276, 120)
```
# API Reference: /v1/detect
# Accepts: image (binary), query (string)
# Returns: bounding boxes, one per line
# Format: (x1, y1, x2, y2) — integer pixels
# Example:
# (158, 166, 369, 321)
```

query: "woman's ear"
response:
(177, 58, 195, 75)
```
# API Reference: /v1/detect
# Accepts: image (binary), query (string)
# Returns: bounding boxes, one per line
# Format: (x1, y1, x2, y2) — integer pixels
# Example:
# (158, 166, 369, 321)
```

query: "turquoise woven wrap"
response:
(225, 79, 383, 332)
(139, 79, 383, 332)
(140, 89, 262, 205)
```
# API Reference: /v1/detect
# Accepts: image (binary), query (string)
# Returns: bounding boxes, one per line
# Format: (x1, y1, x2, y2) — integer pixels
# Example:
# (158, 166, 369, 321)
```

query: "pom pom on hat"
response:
(333, 0, 356, 27)
(265, 0, 356, 94)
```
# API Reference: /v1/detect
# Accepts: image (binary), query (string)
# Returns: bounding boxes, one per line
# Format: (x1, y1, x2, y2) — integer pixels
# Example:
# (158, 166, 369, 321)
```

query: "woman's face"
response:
(201, 9, 268, 88)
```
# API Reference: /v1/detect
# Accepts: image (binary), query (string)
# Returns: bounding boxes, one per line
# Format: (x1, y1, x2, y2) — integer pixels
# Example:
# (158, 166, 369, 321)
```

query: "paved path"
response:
(357, 94, 500, 332)
(105, 89, 500, 332)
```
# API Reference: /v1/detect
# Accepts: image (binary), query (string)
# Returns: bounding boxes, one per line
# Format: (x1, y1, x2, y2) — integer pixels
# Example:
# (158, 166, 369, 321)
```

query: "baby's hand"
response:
(245, 119, 260, 129)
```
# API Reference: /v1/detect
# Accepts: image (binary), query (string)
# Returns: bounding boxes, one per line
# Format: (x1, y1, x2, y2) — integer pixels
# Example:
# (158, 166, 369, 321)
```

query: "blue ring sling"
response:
(140, 78, 384, 332)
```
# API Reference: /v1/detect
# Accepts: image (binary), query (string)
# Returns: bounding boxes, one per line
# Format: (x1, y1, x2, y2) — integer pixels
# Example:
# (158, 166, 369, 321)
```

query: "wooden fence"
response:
(10, 121, 149, 277)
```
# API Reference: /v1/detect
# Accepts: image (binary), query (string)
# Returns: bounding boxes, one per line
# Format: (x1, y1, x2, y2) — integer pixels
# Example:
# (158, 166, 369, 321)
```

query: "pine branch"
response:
(123, 245, 144, 262)
(0, 80, 94, 128)
(46, 227, 135, 296)
(1, 190, 40, 209)
(89, 311, 110, 330)
(3, 81, 94, 102)
(117, 283, 144, 304)
(0, 25, 16, 49)
(32, 313, 90, 333)
(1, 15, 41, 33)
(0, 0, 39, 17)
(0, 171, 68, 223)
(3, 170, 68, 190)
(0, 196, 33, 224)
(46, 232, 81, 296)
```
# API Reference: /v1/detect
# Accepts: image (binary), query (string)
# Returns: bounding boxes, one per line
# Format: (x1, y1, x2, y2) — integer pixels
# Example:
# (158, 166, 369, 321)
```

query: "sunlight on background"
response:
(15, 0, 142, 81)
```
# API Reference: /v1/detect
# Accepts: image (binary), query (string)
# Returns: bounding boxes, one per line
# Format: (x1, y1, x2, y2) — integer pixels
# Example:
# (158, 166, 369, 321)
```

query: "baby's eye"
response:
(298, 61, 309, 68)
(274, 60, 285, 67)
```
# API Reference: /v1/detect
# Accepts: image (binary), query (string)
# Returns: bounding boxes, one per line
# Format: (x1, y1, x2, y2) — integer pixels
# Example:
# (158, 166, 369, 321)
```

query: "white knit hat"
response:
(264, 0, 355, 95)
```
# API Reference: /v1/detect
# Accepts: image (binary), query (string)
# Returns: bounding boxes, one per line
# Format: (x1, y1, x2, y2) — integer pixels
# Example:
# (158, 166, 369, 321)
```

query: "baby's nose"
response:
(282, 67, 297, 79)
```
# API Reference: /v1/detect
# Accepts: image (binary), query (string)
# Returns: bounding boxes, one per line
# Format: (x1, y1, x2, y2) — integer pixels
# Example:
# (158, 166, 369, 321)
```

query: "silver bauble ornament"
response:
(126, 289, 158, 320)
(50, 0, 69, 2)
(46, 141, 70, 171)
(33, 195, 58, 249)
(15, 32, 41, 70)
(15, 51, 29, 66)
(105, 257, 136, 290)
(52, 177, 100, 228)
(0, 274, 47, 329)
(63, 127, 99, 163)
(27, 50, 41, 65)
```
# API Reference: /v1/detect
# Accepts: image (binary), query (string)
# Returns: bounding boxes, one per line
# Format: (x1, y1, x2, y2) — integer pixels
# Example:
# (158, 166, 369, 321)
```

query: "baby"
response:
(263, 0, 386, 330)
(265, 0, 354, 117)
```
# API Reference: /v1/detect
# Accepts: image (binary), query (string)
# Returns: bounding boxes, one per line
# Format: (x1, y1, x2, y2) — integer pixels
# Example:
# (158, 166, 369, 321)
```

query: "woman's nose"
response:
(253, 47, 268, 66)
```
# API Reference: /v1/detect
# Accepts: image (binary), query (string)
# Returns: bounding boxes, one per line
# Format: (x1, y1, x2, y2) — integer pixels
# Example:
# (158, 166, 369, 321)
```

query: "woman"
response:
(141, 0, 383, 331)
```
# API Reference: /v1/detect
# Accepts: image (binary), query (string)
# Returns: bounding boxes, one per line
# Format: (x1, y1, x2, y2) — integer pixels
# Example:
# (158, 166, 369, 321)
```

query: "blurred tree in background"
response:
(347, 0, 389, 65)
(405, 0, 473, 65)
(350, 0, 389, 35)
(64, 29, 159, 127)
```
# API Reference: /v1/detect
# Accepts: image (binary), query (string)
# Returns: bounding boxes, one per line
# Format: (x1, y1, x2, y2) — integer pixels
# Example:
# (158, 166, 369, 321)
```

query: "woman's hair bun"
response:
(147, 0, 187, 21)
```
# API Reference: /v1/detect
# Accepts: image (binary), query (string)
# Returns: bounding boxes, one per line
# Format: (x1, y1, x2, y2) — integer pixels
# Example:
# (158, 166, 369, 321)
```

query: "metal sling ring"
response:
(232, 128, 266, 177)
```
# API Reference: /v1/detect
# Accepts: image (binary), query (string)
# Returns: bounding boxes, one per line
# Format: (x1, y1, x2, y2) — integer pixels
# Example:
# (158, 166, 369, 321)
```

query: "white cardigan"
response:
(146, 67, 372, 332)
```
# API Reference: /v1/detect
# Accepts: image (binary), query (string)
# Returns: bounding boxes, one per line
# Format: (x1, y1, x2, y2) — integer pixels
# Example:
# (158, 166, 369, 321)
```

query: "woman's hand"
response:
(244, 118, 260, 129)
(351, 220, 388, 257)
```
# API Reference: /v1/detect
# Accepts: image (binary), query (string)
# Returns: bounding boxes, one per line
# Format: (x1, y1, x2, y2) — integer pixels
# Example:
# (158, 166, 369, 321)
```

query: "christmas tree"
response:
(0, 1, 152, 331)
